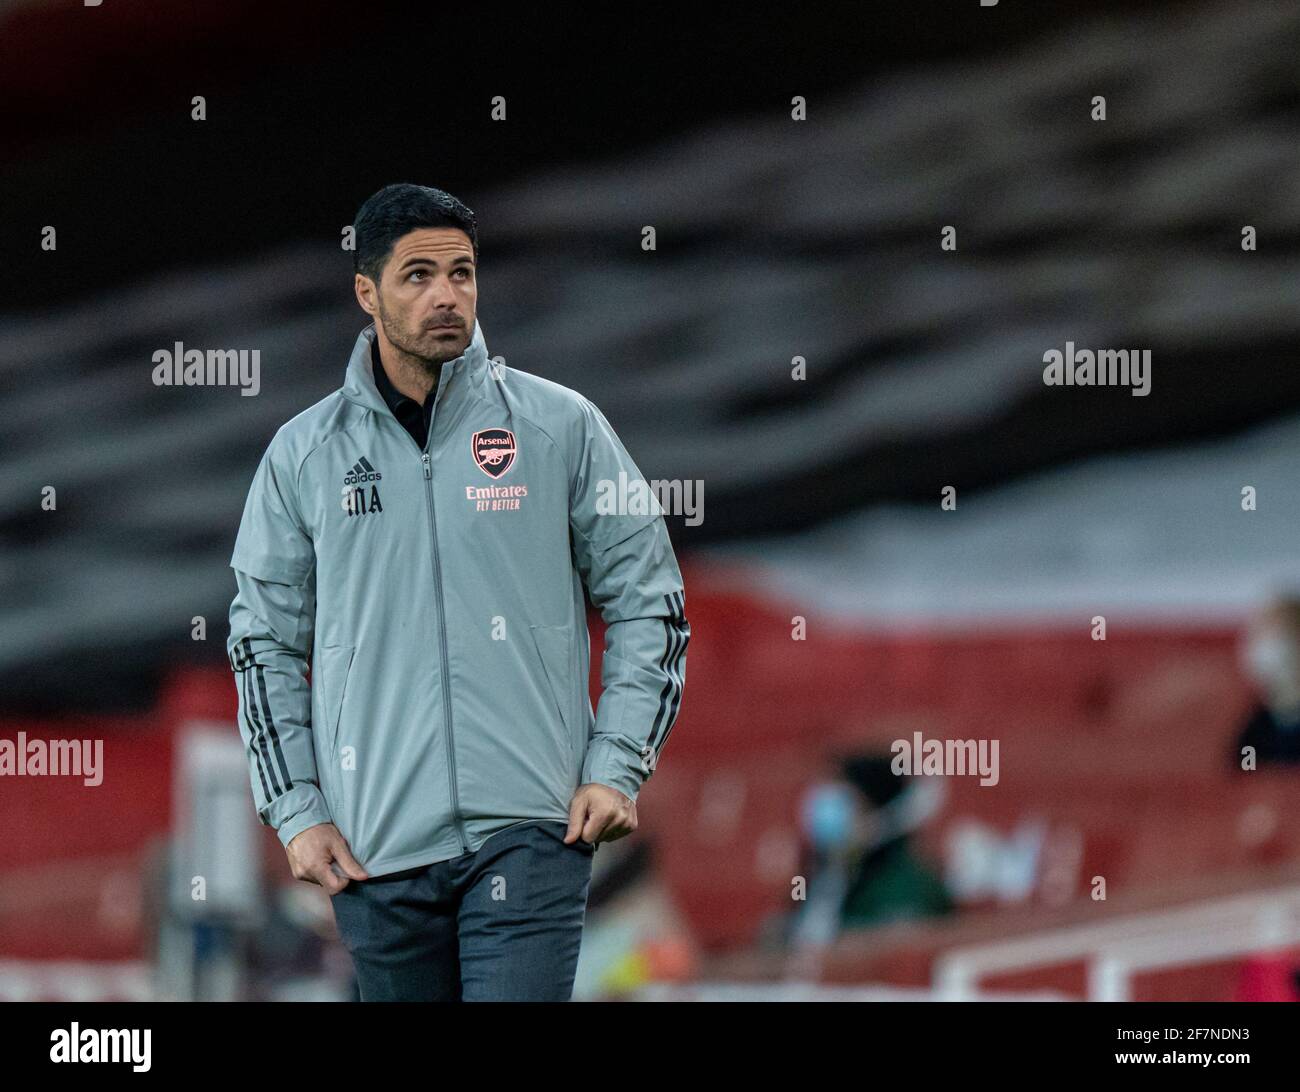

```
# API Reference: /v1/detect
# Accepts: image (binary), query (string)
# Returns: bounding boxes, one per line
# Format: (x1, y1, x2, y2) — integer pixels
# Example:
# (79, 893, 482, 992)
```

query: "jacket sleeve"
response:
(226, 436, 332, 848)
(569, 396, 689, 802)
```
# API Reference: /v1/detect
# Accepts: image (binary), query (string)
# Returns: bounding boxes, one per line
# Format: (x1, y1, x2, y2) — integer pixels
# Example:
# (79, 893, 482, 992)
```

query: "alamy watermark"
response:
(595, 471, 703, 526)
(891, 731, 999, 787)
(50, 1023, 150, 1072)
(1, 733, 103, 786)
(1043, 341, 1151, 397)
(152, 343, 260, 396)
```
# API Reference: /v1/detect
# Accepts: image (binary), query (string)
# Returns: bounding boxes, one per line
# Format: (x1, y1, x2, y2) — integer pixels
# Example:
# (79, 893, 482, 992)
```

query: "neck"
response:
(375, 334, 441, 402)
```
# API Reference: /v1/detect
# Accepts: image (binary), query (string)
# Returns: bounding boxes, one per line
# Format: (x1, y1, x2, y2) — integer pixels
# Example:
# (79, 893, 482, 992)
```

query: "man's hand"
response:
(565, 783, 637, 846)
(285, 822, 370, 894)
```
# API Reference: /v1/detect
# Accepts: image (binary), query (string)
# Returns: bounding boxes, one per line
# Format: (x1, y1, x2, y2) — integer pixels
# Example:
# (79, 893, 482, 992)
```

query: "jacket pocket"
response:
(317, 643, 356, 763)
(528, 625, 577, 756)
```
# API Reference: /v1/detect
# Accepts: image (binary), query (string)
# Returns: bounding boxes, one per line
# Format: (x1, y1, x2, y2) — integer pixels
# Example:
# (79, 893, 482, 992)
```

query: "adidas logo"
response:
(341, 454, 384, 517)
(343, 456, 383, 485)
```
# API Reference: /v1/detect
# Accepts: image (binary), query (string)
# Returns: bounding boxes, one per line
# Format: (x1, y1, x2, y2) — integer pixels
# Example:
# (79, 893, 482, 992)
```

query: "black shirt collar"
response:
(371, 337, 438, 448)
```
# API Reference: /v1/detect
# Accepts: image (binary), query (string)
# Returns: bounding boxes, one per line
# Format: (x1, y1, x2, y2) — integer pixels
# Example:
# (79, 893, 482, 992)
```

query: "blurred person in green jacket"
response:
(787, 751, 952, 972)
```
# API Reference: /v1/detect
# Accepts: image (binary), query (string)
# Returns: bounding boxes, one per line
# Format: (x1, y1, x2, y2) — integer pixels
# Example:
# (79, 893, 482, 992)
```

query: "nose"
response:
(429, 274, 460, 307)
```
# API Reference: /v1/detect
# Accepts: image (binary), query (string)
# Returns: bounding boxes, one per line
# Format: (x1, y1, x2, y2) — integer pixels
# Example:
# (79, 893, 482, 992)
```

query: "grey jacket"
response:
(226, 318, 689, 876)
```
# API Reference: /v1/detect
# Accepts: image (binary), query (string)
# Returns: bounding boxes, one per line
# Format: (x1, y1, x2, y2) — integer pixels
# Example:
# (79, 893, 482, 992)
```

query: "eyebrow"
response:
(399, 254, 475, 270)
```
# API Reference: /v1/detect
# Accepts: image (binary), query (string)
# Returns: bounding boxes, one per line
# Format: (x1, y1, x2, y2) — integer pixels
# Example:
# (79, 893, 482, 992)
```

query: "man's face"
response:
(356, 227, 477, 370)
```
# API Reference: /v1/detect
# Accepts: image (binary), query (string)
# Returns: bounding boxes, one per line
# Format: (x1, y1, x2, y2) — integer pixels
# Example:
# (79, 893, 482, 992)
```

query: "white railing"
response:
(0, 960, 153, 1003)
(633, 982, 1068, 1002)
(933, 885, 1300, 1001)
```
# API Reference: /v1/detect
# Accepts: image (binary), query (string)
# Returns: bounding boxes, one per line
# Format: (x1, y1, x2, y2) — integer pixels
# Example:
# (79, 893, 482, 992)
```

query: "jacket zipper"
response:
(422, 449, 470, 855)
(365, 353, 470, 857)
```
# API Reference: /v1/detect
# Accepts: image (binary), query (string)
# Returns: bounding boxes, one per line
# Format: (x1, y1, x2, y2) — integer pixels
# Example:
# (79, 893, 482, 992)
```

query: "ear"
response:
(354, 273, 378, 317)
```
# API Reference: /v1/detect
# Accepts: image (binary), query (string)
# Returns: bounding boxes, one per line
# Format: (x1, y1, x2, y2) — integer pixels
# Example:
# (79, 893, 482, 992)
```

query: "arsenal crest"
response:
(472, 428, 517, 478)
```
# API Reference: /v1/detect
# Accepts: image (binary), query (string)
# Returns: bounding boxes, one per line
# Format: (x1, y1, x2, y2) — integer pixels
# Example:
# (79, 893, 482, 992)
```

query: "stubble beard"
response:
(376, 294, 466, 378)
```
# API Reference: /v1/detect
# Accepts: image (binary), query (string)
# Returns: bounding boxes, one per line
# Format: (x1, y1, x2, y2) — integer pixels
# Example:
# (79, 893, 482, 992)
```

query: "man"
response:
(226, 183, 689, 1001)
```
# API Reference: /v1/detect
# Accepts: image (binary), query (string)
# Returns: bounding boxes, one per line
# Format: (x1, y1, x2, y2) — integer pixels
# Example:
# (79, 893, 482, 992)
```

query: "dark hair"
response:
(353, 183, 478, 284)
(839, 752, 907, 808)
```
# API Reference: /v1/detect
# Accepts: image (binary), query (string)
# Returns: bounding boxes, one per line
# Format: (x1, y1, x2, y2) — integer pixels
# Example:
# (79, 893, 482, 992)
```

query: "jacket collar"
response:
(341, 317, 488, 415)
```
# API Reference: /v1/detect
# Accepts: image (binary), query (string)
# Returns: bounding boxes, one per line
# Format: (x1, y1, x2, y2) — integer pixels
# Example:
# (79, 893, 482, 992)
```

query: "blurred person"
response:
(570, 837, 698, 999)
(225, 183, 690, 1001)
(246, 882, 353, 1001)
(1233, 594, 1300, 767)
(785, 752, 952, 977)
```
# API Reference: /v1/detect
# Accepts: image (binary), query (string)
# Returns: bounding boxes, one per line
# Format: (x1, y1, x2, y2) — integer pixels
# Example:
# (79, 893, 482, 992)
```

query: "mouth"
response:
(426, 321, 462, 331)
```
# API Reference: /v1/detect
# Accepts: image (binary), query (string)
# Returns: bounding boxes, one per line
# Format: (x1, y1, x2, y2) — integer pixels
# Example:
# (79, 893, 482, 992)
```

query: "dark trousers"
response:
(329, 819, 595, 1001)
